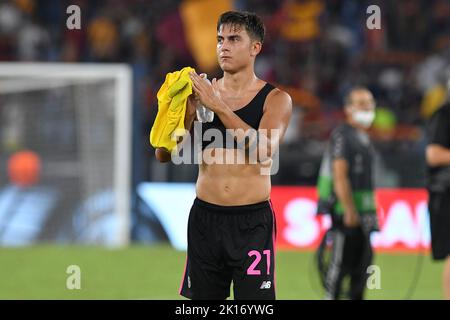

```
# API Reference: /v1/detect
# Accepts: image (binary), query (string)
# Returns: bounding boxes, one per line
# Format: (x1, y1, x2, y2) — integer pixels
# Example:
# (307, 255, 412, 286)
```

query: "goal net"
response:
(0, 63, 132, 247)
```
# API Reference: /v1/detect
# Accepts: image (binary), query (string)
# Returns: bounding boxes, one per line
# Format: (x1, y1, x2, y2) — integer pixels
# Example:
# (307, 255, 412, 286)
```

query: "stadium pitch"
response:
(0, 244, 442, 300)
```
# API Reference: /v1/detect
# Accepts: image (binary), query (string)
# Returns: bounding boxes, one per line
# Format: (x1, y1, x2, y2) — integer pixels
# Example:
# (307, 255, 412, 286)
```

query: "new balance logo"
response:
(260, 281, 271, 289)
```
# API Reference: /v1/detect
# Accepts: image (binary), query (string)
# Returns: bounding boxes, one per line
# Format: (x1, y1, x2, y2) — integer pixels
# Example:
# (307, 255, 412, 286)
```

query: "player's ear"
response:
(251, 40, 262, 57)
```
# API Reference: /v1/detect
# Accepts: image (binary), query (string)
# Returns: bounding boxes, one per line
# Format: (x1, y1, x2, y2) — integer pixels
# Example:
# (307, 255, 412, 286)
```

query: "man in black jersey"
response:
(317, 87, 378, 300)
(426, 74, 450, 299)
(156, 11, 292, 300)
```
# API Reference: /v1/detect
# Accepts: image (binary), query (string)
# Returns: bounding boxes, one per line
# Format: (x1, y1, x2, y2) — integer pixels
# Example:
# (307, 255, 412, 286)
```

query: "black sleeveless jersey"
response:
(199, 82, 275, 150)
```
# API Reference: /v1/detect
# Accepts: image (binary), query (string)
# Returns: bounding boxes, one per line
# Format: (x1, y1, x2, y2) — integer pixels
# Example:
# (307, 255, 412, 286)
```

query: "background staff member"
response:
(316, 87, 378, 300)
(426, 73, 450, 299)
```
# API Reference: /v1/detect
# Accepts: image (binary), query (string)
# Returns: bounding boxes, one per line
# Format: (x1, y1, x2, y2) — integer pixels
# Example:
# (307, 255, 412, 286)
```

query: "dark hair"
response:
(344, 86, 371, 106)
(217, 11, 265, 43)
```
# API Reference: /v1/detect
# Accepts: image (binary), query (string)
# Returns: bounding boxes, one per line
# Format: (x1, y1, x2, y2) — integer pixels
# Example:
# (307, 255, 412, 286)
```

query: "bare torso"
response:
(195, 80, 272, 205)
(196, 149, 271, 205)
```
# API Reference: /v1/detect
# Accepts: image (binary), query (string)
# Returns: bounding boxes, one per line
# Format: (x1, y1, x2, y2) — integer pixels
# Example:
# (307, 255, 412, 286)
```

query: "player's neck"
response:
(221, 68, 258, 93)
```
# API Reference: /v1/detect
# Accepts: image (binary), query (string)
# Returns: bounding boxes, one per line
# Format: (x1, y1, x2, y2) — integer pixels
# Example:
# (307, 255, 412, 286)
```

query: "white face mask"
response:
(352, 110, 375, 128)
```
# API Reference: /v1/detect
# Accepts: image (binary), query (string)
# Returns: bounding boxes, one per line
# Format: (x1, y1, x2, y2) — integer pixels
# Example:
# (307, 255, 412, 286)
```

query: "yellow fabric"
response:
(280, 0, 324, 42)
(180, 0, 232, 72)
(88, 18, 118, 57)
(150, 67, 195, 153)
(421, 84, 447, 119)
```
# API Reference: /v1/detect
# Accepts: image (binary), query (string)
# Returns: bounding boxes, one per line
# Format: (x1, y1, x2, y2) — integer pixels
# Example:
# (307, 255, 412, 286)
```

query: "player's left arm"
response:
(189, 72, 292, 161)
(426, 110, 450, 166)
(254, 89, 292, 162)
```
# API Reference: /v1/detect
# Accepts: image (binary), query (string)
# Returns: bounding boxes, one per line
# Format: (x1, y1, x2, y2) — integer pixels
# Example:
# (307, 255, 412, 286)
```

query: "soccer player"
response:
(156, 11, 292, 299)
(316, 87, 378, 300)
(426, 77, 450, 300)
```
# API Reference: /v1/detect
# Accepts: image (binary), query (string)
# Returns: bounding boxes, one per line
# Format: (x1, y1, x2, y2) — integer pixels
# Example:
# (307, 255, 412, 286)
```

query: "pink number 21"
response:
(247, 250, 271, 275)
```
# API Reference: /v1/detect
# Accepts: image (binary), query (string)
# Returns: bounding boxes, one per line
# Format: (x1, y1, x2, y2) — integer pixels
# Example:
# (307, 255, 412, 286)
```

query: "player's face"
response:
(348, 90, 375, 113)
(345, 90, 376, 128)
(216, 24, 260, 73)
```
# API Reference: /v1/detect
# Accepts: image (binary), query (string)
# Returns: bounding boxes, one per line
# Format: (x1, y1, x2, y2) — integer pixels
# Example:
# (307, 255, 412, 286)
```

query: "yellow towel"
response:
(150, 67, 195, 153)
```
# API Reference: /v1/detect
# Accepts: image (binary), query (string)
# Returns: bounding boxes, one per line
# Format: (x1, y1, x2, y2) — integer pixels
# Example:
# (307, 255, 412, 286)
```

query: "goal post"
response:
(0, 63, 132, 247)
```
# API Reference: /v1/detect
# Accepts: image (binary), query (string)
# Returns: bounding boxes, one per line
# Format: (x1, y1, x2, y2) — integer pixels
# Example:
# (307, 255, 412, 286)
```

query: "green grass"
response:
(0, 244, 444, 299)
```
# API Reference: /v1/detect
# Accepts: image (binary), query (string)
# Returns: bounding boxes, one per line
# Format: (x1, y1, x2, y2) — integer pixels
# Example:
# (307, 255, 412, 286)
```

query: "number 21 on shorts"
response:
(247, 250, 271, 275)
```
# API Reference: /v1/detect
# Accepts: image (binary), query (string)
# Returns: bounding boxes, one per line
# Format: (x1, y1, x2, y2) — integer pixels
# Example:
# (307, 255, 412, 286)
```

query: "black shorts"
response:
(428, 190, 450, 260)
(179, 197, 276, 300)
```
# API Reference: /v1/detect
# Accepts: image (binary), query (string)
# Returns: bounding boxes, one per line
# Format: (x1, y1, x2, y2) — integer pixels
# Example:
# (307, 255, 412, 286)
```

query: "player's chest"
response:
(348, 142, 373, 174)
(220, 91, 259, 111)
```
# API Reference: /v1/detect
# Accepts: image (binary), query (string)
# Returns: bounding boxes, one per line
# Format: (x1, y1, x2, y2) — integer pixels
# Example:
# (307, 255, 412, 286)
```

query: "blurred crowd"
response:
(1, 0, 450, 186)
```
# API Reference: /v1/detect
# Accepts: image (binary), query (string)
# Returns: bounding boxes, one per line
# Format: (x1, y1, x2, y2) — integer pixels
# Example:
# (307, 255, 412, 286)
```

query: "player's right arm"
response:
(426, 107, 450, 167)
(426, 145, 450, 167)
(333, 158, 359, 227)
(184, 95, 198, 131)
(331, 129, 359, 227)
(155, 95, 198, 163)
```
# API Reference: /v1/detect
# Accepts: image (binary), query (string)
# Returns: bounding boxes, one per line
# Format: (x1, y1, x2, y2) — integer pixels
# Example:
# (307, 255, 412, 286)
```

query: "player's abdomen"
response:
(196, 149, 271, 205)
